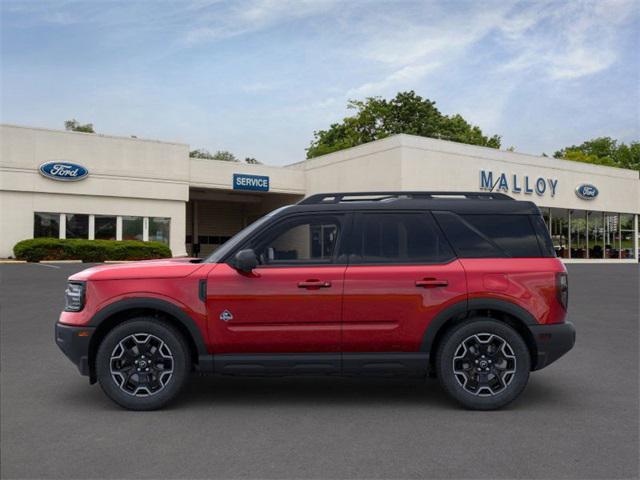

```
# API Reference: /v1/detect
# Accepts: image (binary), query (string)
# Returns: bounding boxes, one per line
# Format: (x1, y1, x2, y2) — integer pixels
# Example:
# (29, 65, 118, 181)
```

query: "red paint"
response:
(60, 256, 567, 353)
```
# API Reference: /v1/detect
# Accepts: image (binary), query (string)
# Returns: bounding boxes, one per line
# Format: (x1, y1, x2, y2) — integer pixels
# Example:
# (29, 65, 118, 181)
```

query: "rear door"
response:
(207, 213, 348, 354)
(342, 211, 467, 354)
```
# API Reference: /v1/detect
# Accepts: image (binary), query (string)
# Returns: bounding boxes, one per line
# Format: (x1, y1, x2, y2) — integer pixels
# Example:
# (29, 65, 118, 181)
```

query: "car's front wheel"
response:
(96, 318, 191, 410)
(436, 318, 530, 410)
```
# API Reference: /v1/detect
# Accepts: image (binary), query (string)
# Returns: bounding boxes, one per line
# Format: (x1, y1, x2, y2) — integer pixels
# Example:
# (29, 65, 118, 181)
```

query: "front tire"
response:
(436, 318, 530, 410)
(96, 318, 191, 410)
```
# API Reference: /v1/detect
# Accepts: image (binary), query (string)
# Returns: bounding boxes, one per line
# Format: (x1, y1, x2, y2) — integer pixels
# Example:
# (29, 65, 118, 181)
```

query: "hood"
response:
(69, 258, 208, 281)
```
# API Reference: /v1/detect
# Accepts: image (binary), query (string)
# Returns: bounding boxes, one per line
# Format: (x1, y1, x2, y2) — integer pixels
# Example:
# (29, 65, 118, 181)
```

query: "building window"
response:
(95, 215, 117, 240)
(149, 217, 170, 245)
(34, 212, 60, 238)
(588, 212, 604, 259)
(65, 214, 89, 239)
(570, 210, 587, 259)
(122, 216, 143, 241)
(550, 209, 569, 258)
(620, 214, 636, 259)
(604, 213, 620, 259)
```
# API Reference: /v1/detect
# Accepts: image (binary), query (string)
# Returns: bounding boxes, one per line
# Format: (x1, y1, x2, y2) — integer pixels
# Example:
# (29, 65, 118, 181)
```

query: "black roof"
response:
(288, 191, 541, 215)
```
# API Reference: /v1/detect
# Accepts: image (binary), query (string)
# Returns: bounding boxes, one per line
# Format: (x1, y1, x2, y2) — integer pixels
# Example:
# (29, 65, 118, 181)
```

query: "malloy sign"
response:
(479, 170, 558, 197)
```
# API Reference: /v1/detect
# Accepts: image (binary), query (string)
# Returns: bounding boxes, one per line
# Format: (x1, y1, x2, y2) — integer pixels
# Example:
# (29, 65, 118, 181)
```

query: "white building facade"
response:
(1, 124, 638, 262)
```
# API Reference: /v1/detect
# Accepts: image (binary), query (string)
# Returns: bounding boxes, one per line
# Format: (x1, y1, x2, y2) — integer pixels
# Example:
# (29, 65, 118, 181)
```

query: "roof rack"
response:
(298, 191, 513, 205)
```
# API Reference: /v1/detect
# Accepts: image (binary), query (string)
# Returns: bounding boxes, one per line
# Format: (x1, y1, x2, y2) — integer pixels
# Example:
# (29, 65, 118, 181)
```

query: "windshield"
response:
(204, 205, 291, 263)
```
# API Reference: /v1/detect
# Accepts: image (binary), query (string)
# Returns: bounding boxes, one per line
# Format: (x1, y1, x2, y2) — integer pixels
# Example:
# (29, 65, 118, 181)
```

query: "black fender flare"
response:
(420, 297, 537, 354)
(88, 297, 208, 356)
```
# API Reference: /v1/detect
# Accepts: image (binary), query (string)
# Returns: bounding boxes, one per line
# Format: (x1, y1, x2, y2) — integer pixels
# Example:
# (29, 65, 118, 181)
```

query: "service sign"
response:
(575, 184, 598, 200)
(233, 173, 269, 192)
(39, 161, 89, 182)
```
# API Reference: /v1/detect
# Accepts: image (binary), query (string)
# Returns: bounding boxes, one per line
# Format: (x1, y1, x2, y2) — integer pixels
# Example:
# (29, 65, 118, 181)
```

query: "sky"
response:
(1, 0, 639, 165)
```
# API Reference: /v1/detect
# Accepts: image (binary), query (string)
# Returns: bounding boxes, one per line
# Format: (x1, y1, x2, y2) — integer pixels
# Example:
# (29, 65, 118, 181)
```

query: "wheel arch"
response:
(422, 298, 539, 373)
(87, 298, 207, 383)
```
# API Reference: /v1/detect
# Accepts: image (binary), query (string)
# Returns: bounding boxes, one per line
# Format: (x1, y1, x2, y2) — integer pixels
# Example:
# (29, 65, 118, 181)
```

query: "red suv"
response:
(56, 192, 575, 410)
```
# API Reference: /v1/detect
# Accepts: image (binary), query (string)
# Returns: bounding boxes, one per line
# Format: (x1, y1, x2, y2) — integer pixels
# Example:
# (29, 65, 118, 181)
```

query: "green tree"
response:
(64, 119, 94, 133)
(554, 137, 640, 172)
(244, 157, 262, 164)
(189, 149, 239, 162)
(306, 91, 501, 158)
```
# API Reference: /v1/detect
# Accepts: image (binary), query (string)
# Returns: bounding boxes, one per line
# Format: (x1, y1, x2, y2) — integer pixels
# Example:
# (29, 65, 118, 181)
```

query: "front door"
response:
(206, 213, 348, 354)
(342, 212, 467, 353)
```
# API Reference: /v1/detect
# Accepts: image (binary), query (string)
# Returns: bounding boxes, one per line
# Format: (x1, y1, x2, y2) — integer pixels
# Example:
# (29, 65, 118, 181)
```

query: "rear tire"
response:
(96, 318, 191, 411)
(436, 318, 530, 410)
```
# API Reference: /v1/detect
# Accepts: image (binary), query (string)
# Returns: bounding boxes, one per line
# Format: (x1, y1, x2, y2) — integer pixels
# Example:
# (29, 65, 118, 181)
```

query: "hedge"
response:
(13, 238, 172, 262)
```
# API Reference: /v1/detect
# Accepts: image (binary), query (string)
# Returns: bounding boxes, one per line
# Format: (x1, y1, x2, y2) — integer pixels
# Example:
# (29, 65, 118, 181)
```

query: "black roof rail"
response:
(298, 191, 513, 205)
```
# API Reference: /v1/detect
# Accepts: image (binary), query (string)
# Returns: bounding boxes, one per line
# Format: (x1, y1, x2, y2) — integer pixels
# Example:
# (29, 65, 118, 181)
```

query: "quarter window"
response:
(351, 212, 454, 264)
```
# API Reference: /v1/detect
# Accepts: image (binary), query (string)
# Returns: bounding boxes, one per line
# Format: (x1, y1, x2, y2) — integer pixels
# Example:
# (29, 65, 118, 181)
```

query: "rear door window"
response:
(434, 212, 543, 258)
(350, 212, 454, 264)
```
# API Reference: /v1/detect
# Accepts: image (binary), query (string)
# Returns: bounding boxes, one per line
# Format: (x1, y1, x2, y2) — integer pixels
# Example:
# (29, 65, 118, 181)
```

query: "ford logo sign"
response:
(39, 161, 89, 182)
(575, 183, 598, 200)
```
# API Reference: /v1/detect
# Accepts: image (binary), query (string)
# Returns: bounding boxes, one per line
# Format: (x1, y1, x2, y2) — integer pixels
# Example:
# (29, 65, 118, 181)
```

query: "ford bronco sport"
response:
(56, 191, 575, 410)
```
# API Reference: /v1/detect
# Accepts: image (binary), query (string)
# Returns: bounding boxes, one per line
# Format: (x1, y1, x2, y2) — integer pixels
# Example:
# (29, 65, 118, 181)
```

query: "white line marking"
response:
(35, 263, 60, 269)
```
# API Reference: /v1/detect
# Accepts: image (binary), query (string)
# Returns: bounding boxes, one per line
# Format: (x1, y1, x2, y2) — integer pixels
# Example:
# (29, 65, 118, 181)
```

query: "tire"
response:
(436, 318, 530, 410)
(96, 318, 192, 411)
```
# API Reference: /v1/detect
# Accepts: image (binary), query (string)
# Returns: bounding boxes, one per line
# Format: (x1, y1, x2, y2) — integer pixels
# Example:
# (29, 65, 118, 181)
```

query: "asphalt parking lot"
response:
(1, 263, 638, 480)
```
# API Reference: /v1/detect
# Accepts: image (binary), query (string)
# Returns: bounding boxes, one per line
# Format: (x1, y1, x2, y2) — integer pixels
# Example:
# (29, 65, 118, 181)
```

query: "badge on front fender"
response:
(219, 310, 233, 322)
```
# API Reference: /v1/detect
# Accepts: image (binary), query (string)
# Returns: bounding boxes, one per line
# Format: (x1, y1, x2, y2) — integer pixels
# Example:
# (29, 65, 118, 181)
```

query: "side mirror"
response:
(233, 249, 258, 273)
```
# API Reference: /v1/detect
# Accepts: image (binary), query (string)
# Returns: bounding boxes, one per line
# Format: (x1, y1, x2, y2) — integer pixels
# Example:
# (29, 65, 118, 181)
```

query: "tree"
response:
(554, 137, 640, 172)
(244, 157, 262, 164)
(189, 149, 239, 162)
(64, 119, 94, 133)
(306, 91, 501, 158)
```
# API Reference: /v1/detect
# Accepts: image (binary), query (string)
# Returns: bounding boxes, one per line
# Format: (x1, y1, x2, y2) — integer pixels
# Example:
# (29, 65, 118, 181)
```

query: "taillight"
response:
(556, 272, 568, 310)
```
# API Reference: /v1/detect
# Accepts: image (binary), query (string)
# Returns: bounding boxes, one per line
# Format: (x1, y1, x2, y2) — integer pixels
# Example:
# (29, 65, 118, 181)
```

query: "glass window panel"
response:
(122, 216, 143, 241)
(588, 212, 604, 259)
(620, 214, 636, 259)
(149, 217, 170, 245)
(95, 215, 117, 240)
(252, 216, 341, 265)
(355, 213, 454, 264)
(457, 214, 541, 258)
(65, 214, 89, 239)
(34, 212, 59, 238)
(604, 213, 620, 259)
(550, 209, 569, 258)
(570, 210, 587, 259)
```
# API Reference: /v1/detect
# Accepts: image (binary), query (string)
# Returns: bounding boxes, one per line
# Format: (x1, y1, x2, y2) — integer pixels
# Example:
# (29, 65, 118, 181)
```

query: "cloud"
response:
(347, 63, 440, 97)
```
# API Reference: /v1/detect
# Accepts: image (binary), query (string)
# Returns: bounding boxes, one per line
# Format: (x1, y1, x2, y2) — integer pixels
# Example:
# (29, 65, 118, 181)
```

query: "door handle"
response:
(298, 280, 332, 289)
(415, 278, 448, 288)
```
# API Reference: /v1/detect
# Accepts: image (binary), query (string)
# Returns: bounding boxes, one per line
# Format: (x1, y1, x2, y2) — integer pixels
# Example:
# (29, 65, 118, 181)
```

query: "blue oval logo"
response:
(39, 161, 89, 182)
(575, 183, 598, 200)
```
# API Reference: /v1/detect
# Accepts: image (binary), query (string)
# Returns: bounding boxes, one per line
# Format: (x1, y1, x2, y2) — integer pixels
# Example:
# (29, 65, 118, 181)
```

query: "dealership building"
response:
(1, 123, 638, 262)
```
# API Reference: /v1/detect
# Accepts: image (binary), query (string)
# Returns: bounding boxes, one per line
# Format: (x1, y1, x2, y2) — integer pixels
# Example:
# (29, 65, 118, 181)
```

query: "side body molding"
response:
(88, 297, 208, 356)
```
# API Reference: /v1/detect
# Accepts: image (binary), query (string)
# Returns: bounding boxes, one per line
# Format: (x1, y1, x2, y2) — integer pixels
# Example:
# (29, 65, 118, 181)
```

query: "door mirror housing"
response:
(233, 249, 259, 273)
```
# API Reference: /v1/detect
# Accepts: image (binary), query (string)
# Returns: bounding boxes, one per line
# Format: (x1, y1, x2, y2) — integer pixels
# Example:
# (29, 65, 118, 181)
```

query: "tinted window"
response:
(351, 212, 454, 264)
(66, 214, 89, 239)
(95, 215, 117, 240)
(252, 216, 341, 265)
(434, 212, 542, 258)
(531, 215, 556, 257)
(34, 212, 59, 238)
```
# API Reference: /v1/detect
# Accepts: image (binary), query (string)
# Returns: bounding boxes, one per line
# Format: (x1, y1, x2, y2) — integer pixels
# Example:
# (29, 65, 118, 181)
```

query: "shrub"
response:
(13, 238, 172, 262)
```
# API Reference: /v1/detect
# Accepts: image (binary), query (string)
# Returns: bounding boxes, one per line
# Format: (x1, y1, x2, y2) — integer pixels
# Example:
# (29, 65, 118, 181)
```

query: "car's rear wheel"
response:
(96, 318, 191, 410)
(436, 318, 530, 410)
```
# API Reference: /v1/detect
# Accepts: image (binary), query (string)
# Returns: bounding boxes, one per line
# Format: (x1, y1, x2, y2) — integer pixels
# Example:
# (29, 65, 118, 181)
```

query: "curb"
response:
(0, 260, 27, 264)
(40, 260, 83, 264)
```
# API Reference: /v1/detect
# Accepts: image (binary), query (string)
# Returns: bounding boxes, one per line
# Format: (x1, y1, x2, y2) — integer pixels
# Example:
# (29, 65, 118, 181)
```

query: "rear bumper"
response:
(530, 321, 576, 371)
(55, 322, 94, 377)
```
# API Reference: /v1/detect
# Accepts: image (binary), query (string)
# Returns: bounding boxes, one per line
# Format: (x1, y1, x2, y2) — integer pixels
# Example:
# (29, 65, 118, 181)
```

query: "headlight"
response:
(64, 282, 85, 312)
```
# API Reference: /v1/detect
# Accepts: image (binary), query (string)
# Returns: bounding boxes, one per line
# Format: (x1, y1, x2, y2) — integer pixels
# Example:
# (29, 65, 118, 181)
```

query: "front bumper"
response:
(529, 321, 576, 371)
(55, 323, 95, 377)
